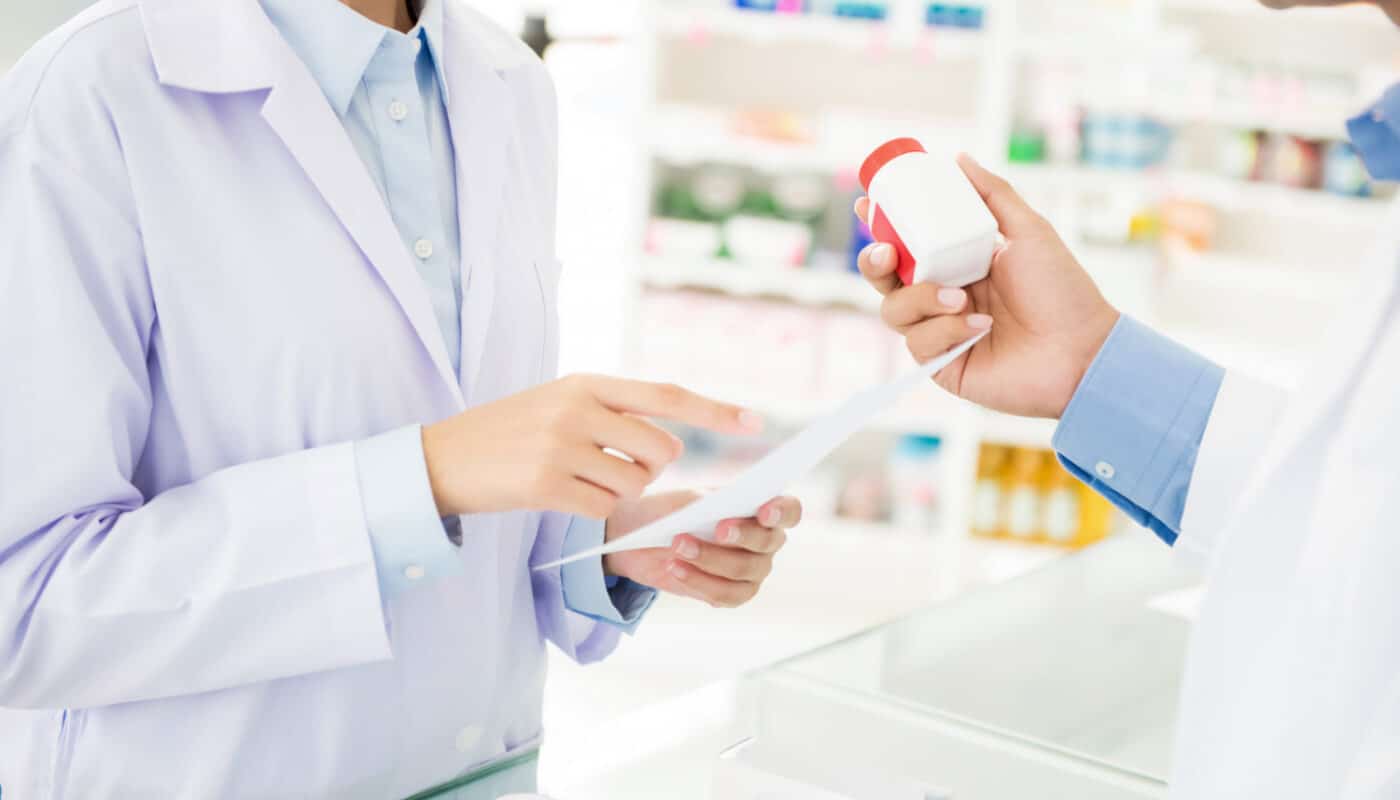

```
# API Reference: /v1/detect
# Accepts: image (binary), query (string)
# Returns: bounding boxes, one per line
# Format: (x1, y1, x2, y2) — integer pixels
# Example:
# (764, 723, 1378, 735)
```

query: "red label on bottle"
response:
(870, 204, 918, 286)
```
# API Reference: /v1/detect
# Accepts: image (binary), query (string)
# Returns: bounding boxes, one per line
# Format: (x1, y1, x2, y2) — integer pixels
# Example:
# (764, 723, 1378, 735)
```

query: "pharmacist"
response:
(858, 3, 1400, 796)
(0, 0, 801, 797)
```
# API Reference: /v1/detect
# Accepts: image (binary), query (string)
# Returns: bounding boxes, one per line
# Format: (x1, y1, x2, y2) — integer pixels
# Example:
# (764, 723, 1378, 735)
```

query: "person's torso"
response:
(1171, 196, 1400, 799)
(0, 2, 566, 797)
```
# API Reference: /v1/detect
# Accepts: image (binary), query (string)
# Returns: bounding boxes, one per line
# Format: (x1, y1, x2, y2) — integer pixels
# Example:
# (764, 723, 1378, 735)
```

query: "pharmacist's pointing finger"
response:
(905, 313, 993, 364)
(858, 242, 902, 296)
(882, 283, 969, 332)
(956, 154, 1043, 237)
(585, 376, 765, 436)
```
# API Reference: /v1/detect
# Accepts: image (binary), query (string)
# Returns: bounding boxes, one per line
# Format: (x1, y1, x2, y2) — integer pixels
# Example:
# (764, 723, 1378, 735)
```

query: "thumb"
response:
(957, 153, 1042, 237)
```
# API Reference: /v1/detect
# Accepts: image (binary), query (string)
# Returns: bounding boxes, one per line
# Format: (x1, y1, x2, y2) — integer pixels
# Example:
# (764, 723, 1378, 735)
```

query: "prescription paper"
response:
(535, 332, 987, 571)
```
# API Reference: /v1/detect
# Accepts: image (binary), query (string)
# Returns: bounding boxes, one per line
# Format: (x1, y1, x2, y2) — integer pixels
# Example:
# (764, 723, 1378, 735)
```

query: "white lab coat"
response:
(0, 1, 621, 797)
(1169, 197, 1400, 797)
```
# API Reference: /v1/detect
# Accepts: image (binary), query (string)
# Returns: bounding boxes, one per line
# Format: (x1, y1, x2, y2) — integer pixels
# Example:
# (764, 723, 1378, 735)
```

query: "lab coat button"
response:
(456, 726, 483, 753)
(414, 239, 434, 260)
(404, 565, 426, 581)
(388, 100, 409, 122)
(1095, 461, 1116, 480)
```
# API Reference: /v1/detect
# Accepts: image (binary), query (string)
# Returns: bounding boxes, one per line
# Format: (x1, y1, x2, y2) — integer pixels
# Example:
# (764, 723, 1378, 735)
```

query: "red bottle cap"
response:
(858, 137, 927, 191)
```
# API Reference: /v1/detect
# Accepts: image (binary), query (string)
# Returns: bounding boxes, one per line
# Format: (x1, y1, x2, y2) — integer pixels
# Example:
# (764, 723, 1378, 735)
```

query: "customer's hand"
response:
(856, 155, 1120, 419)
(422, 377, 764, 518)
(603, 491, 801, 608)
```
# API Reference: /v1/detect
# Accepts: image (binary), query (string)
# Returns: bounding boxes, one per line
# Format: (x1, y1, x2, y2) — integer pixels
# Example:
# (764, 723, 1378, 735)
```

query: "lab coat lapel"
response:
(444, 3, 515, 402)
(258, 29, 466, 407)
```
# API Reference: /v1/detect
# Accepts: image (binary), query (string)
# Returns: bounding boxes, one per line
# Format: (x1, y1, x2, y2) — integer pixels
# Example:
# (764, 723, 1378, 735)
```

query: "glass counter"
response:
(548, 534, 1203, 799)
(740, 534, 1202, 798)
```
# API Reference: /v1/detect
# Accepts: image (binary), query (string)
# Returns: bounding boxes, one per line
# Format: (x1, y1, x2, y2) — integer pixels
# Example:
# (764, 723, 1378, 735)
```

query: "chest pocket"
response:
(465, 174, 562, 405)
(534, 256, 564, 384)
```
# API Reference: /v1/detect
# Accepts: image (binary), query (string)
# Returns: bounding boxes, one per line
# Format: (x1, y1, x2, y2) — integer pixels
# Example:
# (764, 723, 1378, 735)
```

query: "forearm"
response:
(0, 444, 392, 710)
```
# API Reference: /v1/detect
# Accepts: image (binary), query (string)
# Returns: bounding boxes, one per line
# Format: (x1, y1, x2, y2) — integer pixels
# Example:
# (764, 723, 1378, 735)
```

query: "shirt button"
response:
(1095, 461, 1116, 481)
(404, 565, 426, 581)
(388, 100, 409, 122)
(413, 239, 434, 260)
(455, 726, 483, 753)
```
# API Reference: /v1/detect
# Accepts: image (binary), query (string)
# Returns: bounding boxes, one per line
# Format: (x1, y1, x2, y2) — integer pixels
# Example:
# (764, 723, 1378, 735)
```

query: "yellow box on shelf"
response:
(970, 443, 1113, 549)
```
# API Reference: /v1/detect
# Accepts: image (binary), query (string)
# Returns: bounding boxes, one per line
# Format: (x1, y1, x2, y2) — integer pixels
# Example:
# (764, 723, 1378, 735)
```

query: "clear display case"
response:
(550, 535, 1204, 799)
(733, 534, 1203, 798)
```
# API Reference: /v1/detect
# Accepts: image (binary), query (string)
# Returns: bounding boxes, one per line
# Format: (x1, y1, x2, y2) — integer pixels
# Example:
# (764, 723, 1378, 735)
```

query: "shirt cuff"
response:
(354, 425, 462, 598)
(560, 517, 656, 634)
(1052, 316, 1224, 546)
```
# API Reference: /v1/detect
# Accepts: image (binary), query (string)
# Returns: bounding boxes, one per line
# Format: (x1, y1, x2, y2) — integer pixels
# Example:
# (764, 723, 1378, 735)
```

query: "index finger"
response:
(588, 377, 765, 435)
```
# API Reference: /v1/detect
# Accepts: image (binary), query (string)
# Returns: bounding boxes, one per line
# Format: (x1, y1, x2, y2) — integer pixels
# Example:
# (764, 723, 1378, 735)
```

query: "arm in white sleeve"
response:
(0, 131, 393, 710)
(1176, 372, 1290, 562)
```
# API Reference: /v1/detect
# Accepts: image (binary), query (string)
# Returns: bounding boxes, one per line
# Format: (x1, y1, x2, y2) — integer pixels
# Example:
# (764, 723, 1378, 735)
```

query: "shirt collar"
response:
(259, 0, 450, 117)
(1348, 82, 1400, 182)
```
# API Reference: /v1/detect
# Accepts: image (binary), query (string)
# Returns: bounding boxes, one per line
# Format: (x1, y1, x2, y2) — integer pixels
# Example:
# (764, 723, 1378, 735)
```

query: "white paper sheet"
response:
(534, 332, 987, 571)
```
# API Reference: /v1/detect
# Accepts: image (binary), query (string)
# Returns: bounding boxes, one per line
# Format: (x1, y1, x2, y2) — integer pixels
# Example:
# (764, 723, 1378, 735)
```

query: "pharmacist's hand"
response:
(603, 491, 801, 608)
(856, 155, 1120, 419)
(423, 377, 764, 518)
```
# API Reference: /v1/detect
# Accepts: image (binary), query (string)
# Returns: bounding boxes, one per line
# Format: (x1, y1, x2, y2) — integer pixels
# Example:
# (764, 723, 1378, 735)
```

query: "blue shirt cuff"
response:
(560, 517, 656, 634)
(1348, 85, 1400, 182)
(1052, 316, 1224, 546)
(353, 425, 462, 598)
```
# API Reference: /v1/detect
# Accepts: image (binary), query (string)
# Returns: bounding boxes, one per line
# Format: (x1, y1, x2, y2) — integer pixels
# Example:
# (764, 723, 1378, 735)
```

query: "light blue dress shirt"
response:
(1054, 83, 1400, 545)
(261, 0, 654, 629)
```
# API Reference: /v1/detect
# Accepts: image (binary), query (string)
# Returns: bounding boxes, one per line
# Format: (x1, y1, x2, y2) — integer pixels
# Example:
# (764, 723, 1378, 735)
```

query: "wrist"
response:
(421, 422, 460, 518)
(1056, 306, 1121, 419)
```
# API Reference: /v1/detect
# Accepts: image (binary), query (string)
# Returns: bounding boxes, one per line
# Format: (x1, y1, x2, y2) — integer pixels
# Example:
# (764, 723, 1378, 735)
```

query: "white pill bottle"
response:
(858, 138, 1000, 288)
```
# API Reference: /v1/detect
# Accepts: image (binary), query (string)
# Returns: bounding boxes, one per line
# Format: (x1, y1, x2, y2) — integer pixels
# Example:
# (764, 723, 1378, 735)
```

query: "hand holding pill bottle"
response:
(858, 138, 1000, 288)
(854, 152, 1120, 420)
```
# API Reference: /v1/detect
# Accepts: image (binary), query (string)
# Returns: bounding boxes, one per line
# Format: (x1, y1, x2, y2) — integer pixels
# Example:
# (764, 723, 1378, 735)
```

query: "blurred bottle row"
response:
(1010, 114, 1372, 198)
(972, 445, 1115, 549)
(648, 161, 872, 271)
(637, 289, 903, 408)
(683, 0, 987, 28)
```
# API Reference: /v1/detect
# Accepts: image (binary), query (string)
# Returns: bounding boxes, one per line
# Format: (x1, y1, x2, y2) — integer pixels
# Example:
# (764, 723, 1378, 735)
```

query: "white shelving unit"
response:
(623, 0, 1396, 541)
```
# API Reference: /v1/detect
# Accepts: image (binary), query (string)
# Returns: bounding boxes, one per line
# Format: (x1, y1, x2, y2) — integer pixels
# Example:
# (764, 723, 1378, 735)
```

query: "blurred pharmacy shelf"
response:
(640, 256, 880, 311)
(1006, 163, 1390, 229)
(1160, 0, 1386, 27)
(626, 0, 1397, 554)
(655, 3, 987, 54)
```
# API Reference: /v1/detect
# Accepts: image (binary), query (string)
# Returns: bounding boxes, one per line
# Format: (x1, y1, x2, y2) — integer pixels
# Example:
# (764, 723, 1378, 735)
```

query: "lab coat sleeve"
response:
(530, 513, 626, 664)
(0, 130, 392, 710)
(1176, 372, 1289, 563)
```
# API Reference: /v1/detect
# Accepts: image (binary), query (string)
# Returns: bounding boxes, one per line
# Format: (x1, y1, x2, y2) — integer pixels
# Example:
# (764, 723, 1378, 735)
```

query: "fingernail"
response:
(722, 523, 742, 545)
(762, 507, 781, 526)
(968, 313, 994, 330)
(871, 244, 894, 268)
(676, 539, 700, 559)
(739, 409, 765, 433)
(667, 431, 685, 456)
(667, 561, 689, 581)
(938, 288, 967, 308)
